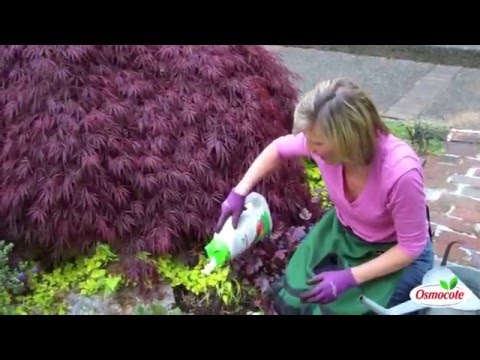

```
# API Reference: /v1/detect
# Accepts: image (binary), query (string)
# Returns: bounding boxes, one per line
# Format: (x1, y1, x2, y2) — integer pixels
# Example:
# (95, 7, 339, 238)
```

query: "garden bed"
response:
(0, 119, 450, 315)
(1, 221, 314, 315)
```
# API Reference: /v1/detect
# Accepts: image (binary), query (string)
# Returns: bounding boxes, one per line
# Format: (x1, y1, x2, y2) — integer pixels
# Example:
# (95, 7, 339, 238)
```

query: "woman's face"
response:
(304, 125, 339, 164)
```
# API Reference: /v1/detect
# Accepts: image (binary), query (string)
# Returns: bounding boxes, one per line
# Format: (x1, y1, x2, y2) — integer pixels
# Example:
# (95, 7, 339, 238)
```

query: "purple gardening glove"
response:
(215, 189, 246, 232)
(300, 268, 359, 304)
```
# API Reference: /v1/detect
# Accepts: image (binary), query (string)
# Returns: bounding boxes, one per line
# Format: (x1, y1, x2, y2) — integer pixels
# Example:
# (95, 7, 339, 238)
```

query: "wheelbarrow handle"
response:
(441, 240, 472, 266)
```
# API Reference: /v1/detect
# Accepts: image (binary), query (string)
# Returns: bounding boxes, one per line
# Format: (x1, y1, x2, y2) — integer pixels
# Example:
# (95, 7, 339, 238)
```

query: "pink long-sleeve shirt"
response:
(272, 131, 428, 257)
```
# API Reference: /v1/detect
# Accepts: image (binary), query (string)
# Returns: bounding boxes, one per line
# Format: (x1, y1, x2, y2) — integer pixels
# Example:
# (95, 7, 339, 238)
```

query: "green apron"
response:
(267, 209, 405, 315)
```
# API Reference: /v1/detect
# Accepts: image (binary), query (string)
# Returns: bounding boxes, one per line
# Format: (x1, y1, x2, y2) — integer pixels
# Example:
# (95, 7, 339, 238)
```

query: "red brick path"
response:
(424, 133, 480, 267)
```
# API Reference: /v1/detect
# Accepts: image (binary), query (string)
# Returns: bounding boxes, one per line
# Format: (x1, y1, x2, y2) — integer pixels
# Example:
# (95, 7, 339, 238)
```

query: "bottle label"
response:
(254, 211, 272, 242)
(206, 192, 274, 265)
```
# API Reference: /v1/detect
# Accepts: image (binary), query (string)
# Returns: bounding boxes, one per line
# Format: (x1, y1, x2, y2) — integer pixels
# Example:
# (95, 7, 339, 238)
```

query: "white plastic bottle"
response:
(202, 192, 273, 274)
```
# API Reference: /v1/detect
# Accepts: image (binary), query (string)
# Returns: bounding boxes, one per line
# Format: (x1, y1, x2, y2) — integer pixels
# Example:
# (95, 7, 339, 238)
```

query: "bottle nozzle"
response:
(201, 258, 217, 275)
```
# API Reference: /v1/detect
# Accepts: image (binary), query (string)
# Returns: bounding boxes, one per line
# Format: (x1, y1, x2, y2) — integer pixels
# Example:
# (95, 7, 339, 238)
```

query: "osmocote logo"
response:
(409, 276, 470, 307)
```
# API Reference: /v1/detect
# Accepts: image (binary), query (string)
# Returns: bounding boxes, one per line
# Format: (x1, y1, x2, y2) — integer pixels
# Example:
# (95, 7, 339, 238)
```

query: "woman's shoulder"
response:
(380, 133, 422, 170)
(272, 132, 312, 159)
(378, 133, 424, 187)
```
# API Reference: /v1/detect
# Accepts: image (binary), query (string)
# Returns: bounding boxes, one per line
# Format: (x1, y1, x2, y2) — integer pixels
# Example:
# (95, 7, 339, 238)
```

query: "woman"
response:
(215, 78, 434, 315)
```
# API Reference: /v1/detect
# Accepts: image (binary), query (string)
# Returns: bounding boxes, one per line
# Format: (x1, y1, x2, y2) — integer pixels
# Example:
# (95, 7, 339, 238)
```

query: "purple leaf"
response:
(245, 258, 263, 275)
(288, 226, 307, 243)
(254, 276, 271, 293)
(299, 208, 312, 221)
(269, 230, 283, 240)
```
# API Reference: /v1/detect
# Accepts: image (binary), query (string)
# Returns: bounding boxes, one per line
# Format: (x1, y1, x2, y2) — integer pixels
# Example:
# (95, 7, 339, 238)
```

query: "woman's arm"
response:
(234, 142, 282, 195)
(351, 168, 428, 284)
(235, 132, 312, 195)
(216, 133, 312, 231)
(351, 245, 416, 283)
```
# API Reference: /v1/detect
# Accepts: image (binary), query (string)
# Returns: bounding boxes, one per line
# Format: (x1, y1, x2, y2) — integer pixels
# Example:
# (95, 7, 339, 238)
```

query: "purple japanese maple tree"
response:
(0, 45, 319, 265)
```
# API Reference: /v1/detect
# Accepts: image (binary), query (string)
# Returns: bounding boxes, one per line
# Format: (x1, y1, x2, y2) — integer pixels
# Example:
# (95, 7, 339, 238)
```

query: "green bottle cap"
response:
(204, 235, 231, 268)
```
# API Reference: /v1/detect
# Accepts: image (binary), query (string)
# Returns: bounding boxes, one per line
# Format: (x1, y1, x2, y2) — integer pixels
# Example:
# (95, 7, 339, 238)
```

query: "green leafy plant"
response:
(385, 119, 449, 156)
(0, 240, 28, 315)
(0, 241, 28, 294)
(0, 289, 14, 315)
(14, 244, 123, 315)
(156, 254, 242, 305)
(304, 159, 332, 209)
(76, 244, 123, 297)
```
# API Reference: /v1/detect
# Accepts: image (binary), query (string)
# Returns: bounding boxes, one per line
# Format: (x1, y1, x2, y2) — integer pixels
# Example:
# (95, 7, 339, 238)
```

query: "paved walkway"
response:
(265, 45, 480, 130)
(425, 133, 480, 266)
(265, 46, 480, 267)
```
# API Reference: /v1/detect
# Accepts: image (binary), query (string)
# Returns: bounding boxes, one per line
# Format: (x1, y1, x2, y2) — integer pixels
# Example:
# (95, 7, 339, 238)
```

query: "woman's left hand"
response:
(300, 268, 359, 304)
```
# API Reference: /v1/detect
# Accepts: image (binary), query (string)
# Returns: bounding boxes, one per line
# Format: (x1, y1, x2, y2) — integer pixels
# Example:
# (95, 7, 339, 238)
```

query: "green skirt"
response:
(267, 209, 405, 315)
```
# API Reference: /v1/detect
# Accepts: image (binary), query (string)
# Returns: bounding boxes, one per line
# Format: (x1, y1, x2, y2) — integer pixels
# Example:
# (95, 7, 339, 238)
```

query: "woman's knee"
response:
(388, 240, 434, 308)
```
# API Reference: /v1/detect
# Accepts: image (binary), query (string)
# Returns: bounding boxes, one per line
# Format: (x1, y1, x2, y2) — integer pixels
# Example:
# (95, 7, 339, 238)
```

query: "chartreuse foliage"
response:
(156, 254, 245, 306)
(1, 239, 251, 314)
(1, 243, 123, 315)
(304, 159, 332, 209)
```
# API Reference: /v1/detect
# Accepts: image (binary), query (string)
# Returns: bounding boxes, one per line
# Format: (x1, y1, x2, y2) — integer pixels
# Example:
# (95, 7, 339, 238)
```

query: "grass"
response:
(384, 118, 450, 156)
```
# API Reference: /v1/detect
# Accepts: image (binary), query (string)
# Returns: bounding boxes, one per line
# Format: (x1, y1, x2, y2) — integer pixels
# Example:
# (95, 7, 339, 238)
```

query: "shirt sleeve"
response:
(271, 132, 312, 159)
(386, 168, 429, 258)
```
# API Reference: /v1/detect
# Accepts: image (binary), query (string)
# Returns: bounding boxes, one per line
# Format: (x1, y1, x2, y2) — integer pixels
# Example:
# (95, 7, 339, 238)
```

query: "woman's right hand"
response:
(215, 140, 285, 232)
(215, 189, 246, 232)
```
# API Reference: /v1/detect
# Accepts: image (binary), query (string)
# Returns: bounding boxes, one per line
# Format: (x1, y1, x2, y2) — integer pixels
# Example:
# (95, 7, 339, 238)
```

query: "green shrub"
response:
(385, 119, 449, 155)
(0, 240, 28, 315)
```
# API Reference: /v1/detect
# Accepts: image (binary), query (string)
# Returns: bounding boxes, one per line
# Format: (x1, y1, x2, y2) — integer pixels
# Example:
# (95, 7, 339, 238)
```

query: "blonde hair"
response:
(293, 78, 389, 165)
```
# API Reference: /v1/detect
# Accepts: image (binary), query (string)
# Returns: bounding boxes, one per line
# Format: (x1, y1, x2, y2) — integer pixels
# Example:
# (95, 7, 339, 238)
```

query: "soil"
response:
(172, 286, 261, 315)
(66, 282, 176, 315)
